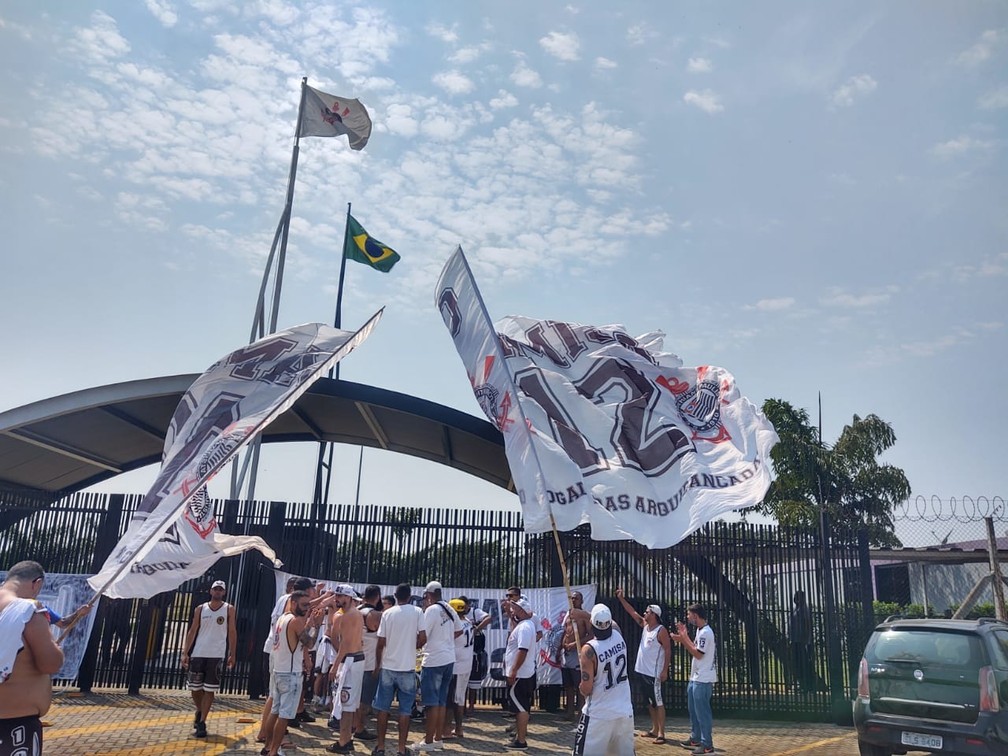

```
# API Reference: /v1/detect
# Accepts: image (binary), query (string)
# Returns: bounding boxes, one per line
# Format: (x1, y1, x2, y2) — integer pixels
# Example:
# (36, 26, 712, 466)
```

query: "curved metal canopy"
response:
(0, 376, 511, 496)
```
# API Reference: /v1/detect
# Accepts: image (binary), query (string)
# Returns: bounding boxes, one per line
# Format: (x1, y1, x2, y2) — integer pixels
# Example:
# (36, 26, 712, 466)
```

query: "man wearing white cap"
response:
(181, 579, 237, 738)
(572, 604, 634, 756)
(410, 580, 462, 753)
(325, 584, 365, 754)
(503, 596, 538, 751)
(615, 588, 671, 744)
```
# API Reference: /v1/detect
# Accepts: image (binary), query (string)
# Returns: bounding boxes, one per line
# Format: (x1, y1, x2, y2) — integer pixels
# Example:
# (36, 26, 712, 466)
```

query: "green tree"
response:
(758, 399, 910, 548)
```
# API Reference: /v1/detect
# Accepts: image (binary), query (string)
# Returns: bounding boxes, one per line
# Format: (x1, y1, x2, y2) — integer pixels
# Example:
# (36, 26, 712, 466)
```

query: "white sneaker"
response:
(408, 743, 436, 753)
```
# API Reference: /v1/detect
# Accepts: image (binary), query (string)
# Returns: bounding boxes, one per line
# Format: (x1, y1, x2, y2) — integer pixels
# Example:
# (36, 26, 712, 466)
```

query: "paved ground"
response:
(42, 690, 861, 755)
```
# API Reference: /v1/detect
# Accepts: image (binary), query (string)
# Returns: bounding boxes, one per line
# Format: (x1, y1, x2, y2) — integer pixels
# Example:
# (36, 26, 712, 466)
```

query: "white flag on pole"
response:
(299, 84, 372, 150)
(435, 248, 776, 549)
(89, 314, 382, 598)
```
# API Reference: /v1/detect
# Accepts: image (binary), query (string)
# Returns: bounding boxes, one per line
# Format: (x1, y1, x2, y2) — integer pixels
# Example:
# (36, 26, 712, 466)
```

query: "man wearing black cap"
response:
(572, 604, 634, 755)
(182, 579, 237, 738)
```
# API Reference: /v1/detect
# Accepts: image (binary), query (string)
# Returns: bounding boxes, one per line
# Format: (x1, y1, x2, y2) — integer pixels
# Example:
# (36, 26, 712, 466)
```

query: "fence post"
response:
(127, 598, 154, 695)
(819, 510, 846, 724)
(78, 493, 125, 693)
(247, 500, 287, 698)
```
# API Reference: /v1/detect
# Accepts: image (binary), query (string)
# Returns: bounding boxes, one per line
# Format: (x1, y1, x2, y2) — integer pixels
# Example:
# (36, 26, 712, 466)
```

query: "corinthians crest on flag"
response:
(89, 315, 383, 599)
(435, 247, 778, 549)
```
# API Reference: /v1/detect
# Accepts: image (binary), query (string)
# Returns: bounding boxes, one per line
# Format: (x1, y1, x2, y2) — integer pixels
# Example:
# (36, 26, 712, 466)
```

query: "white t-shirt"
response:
(635, 623, 665, 676)
(191, 602, 230, 658)
(454, 616, 475, 670)
(377, 603, 423, 672)
(505, 618, 538, 679)
(690, 624, 717, 683)
(263, 592, 291, 653)
(583, 629, 633, 720)
(422, 601, 463, 668)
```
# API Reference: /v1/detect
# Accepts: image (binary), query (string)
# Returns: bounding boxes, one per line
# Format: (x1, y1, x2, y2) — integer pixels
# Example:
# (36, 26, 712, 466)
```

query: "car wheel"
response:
(857, 740, 892, 756)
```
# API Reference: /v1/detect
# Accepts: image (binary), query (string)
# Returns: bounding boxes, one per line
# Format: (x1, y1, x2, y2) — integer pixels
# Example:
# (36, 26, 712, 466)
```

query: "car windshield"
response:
(869, 628, 983, 669)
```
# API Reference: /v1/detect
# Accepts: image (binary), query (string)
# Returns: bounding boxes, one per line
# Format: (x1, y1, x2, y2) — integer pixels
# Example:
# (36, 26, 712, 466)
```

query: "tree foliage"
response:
(758, 399, 910, 548)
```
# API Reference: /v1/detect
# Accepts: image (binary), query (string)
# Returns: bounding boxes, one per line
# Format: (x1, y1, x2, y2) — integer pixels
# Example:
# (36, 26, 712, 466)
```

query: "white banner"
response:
(0, 571, 98, 680)
(89, 315, 382, 599)
(272, 571, 595, 686)
(436, 248, 777, 549)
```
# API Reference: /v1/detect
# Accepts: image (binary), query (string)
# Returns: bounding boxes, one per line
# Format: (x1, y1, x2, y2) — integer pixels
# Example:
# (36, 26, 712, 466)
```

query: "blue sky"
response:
(0, 2, 1005, 538)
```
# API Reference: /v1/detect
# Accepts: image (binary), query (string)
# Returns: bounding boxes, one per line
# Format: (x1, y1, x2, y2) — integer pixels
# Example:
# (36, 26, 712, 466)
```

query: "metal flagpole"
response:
(231, 77, 310, 502)
(311, 203, 353, 513)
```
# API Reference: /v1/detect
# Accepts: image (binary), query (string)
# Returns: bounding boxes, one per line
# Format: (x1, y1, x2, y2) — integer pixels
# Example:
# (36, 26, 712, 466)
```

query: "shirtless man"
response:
(559, 590, 593, 720)
(324, 584, 364, 755)
(0, 561, 65, 756)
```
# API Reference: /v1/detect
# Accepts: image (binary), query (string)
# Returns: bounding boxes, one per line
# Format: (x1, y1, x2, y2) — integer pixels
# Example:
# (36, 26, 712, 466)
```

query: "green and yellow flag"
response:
(344, 214, 400, 272)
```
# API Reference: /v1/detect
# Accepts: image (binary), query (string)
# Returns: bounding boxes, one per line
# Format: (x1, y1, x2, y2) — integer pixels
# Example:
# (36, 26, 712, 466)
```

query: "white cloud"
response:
(72, 11, 131, 61)
(385, 103, 419, 137)
(683, 89, 723, 114)
(752, 297, 795, 312)
(427, 22, 458, 44)
(511, 59, 542, 88)
(687, 57, 712, 73)
(595, 57, 617, 71)
(539, 30, 580, 61)
(929, 135, 996, 159)
(449, 45, 485, 65)
(956, 28, 1004, 66)
(489, 90, 518, 109)
(979, 85, 1008, 110)
(144, 0, 178, 27)
(820, 287, 895, 309)
(830, 74, 877, 107)
(432, 70, 475, 95)
(624, 23, 649, 46)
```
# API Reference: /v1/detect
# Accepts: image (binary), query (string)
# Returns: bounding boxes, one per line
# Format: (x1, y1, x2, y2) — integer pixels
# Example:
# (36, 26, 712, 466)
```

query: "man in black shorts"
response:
(503, 598, 538, 750)
(182, 580, 237, 738)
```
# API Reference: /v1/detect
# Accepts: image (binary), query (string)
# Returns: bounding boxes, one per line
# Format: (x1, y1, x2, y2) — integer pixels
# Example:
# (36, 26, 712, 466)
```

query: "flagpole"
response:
(269, 76, 309, 333)
(453, 248, 584, 648)
(308, 202, 352, 556)
(232, 78, 309, 501)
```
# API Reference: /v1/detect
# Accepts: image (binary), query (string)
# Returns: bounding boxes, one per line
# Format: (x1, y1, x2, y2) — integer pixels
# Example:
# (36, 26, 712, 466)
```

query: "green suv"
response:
(854, 618, 1008, 755)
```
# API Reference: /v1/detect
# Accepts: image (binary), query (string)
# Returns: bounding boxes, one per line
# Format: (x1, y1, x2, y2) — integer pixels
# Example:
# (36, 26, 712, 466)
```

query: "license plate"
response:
(901, 730, 943, 749)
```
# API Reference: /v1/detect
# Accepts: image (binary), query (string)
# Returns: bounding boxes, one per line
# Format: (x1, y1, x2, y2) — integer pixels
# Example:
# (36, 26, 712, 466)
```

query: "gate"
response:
(0, 492, 872, 721)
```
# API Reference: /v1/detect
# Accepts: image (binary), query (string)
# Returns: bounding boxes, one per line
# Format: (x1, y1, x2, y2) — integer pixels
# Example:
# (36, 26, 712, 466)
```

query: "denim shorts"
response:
(372, 668, 417, 716)
(270, 671, 302, 720)
(420, 663, 454, 707)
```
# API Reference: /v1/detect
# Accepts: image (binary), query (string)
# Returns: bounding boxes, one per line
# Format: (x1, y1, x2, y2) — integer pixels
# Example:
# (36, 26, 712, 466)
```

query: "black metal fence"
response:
(0, 491, 874, 721)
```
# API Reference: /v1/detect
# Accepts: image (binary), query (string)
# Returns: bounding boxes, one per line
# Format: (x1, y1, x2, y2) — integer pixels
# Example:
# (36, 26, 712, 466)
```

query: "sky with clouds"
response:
(0, 1, 1005, 537)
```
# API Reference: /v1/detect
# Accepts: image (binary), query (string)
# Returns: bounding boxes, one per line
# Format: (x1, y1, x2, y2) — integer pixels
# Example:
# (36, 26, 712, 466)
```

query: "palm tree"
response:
(758, 399, 910, 548)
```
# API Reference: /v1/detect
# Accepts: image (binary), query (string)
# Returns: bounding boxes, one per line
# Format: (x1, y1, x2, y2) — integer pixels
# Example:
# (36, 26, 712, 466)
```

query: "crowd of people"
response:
(0, 559, 720, 756)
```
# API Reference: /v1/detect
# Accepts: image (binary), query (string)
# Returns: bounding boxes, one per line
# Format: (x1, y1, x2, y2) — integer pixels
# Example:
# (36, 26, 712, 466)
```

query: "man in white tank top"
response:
(571, 604, 634, 756)
(615, 588, 671, 744)
(181, 579, 237, 739)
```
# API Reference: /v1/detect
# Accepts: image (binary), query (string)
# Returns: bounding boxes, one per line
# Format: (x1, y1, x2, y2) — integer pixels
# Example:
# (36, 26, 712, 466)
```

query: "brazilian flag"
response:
(344, 214, 400, 272)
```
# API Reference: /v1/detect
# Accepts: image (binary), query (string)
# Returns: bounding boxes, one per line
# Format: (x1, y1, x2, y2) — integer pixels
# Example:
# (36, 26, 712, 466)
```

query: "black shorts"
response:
(635, 673, 662, 707)
(188, 657, 224, 691)
(0, 714, 42, 756)
(507, 675, 536, 713)
(561, 667, 580, 688)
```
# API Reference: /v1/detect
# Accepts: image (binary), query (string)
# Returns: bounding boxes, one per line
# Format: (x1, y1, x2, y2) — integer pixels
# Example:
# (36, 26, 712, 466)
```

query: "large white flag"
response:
(435, 248, 777, 549)
(299, 84, 372, 150)
(89, 315, 382, 599)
